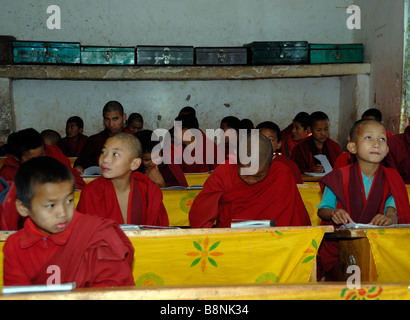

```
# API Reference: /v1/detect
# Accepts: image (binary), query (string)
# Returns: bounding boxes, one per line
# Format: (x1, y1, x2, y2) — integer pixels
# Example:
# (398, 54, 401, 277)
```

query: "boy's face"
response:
(66, 122, 83, 138)
(16, 180, 75, 235)
(291, 121, 309, 141)
(348, 122, 389, 165)
(237, 161, 270, 186)
(20, 146, 45, 164)
(311, 120, 330, 144)
(126, 120, 143, 134)
(103, 111, 126, 135)
(259, 128, 281, 153)
(99, 137, 141, 180)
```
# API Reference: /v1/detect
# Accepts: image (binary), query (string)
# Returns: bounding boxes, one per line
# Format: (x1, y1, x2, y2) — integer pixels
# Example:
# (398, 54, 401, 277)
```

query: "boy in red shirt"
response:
(3, 157, 135, 287)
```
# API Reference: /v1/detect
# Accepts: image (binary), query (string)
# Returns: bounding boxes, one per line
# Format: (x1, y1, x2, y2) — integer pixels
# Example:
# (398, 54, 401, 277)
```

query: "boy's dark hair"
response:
(256, 121, 282, 142)
(349, 119, 386, 142)
(240, 118, 254, 133)
(361, 108, 383, 122)
(310, 111, 329, 123)
(67, 116, 84, 129)
(127, 113, 144, 124)
(175, 114, 199, 130)
(293, 112, 312, 130)
(7, 128, 45, 161)
(103, 101, 124, 115)
(178, 106, 196, 116)
(136, 130, 159, 154)
(14, 156, 75, 209)
(221, 116, 241, 131)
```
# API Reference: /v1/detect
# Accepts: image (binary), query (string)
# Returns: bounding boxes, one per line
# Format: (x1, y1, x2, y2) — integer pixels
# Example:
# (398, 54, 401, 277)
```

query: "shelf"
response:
(0, 63, 370, 81)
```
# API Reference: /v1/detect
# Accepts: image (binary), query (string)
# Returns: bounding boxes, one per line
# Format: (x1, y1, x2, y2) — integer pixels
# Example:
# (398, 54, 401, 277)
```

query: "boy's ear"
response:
(79, 127, 84, 134)
(15, 199, 30, 218)
(347, 141, 357, 154)
(130, 158, 142, 171)
(277, 141, 282, 151)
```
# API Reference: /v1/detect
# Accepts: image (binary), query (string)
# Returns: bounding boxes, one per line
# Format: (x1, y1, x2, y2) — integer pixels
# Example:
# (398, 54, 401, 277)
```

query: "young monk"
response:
(219, 116, 241, 163)
(0, 128, 85, 189)
(291, 111, 342, 173)
(189, 133, 311, 228)
(0, 128, 86, 231)
(124, 113, 144, 134)
(383, 125, 410, 184)
(317, 119, 410, 280)
(281, 112, 312, 159)
(174, 114, 221, 173)
(58, 116, 89, 157)
(77, 133, 169, 226)
(74, 101, 127, 174)
(3, 156, 135, 287)
(136, 130, 188, 188)
(256, 121, 303, 184)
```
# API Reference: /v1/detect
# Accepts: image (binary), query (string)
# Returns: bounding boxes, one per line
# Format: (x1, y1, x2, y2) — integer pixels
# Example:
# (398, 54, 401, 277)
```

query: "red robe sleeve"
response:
(45, 145, 86, 190)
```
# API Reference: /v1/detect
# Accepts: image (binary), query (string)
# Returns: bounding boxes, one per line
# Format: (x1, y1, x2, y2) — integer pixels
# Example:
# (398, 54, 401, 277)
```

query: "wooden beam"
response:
(0, 64, 371, 81)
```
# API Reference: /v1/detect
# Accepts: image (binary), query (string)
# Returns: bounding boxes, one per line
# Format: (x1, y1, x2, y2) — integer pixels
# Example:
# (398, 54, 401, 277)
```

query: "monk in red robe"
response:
(317, 120, 410, 280)
(173, 114, 222, 173)
(280, 112, 311, 159)
(384, 125, 410, 184)
(77, 133, 168, 226)
(136, 130, 188, 188)
(0, 128, 85, 189)
(58, 116, 88, 157)
(291, 111, 342, 173)
(3, 157, 134, 287)
(257, 121, 303, 184)
(189, 134, 311, 228)
(74, 101, 127, 175)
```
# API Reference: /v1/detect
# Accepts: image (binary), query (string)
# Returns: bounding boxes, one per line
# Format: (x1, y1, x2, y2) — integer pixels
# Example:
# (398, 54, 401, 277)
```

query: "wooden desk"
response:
(324, 228, 377, 282)
(301, 174, 322, 182)
(1, 281, 409, 300)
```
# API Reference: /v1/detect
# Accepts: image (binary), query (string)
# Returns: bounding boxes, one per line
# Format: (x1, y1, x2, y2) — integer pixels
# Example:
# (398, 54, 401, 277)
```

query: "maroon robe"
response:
(291, 136, 343, 173)
(77, 171, 169, 226)
(3, 211, 135, 287)
(318, 162, 410, 280)
(189, 160, 311, 228)
(384, 126, 410, 184)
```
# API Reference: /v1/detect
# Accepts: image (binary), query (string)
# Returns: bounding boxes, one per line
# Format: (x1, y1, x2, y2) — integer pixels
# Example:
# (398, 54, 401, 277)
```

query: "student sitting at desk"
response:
(3, 157, 135, 287)
(189, 133, 311, 228)
(77, 132, 168, 226)
(317, 119, 410, 280)
(291, 111, 342, 174)
(136, 129, 188, 188)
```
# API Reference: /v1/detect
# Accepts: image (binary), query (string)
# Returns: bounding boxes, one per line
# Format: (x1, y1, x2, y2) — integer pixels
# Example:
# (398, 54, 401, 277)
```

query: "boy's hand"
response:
(370, 212, 398, 226)
(74, 165, 84, 175)
(331, 209, 354, 226)
(313, 164, 324, 173)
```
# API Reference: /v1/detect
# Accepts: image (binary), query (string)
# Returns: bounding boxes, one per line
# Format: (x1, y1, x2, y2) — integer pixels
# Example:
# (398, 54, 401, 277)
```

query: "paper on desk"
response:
(2, 282, 76, 295)
(314, 155, 333, 173)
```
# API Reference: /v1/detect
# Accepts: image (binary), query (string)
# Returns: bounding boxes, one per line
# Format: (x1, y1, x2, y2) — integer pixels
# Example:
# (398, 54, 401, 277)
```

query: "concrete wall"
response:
(0, 0, 404, 143)
(354, 0, 405, 133)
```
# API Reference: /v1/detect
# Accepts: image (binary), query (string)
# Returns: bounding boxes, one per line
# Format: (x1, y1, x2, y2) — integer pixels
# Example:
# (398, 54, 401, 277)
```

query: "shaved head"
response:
(237, 133, 272, 184)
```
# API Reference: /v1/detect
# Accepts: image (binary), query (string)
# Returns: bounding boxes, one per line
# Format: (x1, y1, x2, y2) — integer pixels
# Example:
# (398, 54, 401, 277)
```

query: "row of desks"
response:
(1, 225, 410, 300)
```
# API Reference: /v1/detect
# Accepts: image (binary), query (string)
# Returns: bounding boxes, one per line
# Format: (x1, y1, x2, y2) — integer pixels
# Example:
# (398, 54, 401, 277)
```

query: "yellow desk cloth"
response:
(130, 227, 324, 286)
(365, 228, 410, 282)
(0, 228, 324, 288)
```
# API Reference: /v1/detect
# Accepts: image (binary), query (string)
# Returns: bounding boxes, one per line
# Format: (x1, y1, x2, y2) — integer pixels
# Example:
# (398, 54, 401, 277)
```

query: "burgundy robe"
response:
(291, 136, 343, 173)
(189, 160, 311, 228)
